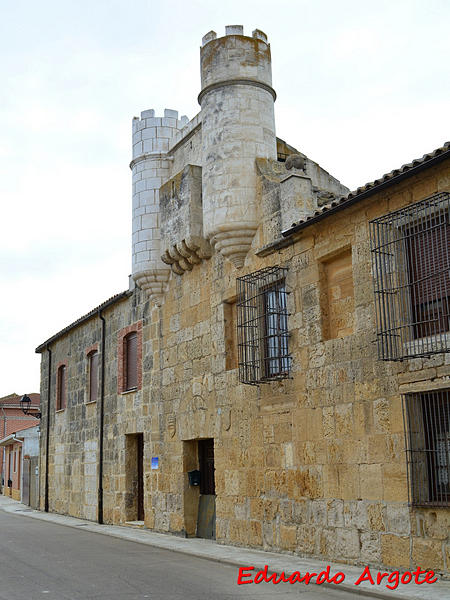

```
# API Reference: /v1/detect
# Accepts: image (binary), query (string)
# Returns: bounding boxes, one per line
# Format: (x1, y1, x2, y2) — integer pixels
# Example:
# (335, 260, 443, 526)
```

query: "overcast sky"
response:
(1, 0, 449, 398)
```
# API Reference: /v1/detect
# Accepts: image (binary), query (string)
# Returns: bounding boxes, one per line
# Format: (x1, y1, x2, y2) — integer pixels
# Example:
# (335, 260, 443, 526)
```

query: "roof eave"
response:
(35, 290, 132, 353)
(0, 434, 24, 446)
(281, 147, 450, 239)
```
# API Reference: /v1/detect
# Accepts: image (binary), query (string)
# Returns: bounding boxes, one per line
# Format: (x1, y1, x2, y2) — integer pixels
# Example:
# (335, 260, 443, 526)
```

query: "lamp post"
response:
(20, 395, 41, 420)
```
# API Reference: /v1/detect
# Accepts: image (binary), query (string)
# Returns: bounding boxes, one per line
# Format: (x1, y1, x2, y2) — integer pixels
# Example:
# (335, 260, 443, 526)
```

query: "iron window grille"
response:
(236, 266, 291, 385)
(370, 192, 450, 360)
(403, 389, 450, 507)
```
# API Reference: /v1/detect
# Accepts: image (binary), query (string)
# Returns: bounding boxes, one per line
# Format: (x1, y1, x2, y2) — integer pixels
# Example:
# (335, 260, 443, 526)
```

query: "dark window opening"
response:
(198, 439, 215, 496)
(370, 192, 450, 360)
(263, 282, 290, 378)
(406, 214, 450, 340)
(237, 266, 291, 385)
(403, 389, 450, 507)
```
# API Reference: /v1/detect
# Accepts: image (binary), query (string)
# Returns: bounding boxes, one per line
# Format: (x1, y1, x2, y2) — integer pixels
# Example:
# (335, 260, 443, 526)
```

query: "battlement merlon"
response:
(131, 109, 190, 161)
(199, 25, 273, 95)
(201, 26, 268, 46)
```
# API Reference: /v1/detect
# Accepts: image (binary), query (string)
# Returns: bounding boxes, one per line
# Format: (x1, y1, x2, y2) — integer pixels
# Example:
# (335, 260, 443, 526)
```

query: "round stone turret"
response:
(199, 26, 277, 268)
(130, 108, 188, 303)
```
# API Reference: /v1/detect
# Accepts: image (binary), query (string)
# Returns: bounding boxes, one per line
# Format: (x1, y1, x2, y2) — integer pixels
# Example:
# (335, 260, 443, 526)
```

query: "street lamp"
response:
(20, 395, 41, 419)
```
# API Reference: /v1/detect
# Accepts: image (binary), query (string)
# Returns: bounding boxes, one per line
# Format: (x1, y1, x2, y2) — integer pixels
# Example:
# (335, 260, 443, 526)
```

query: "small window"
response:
(57, 364, 67, 410)
(237, 266, 291, 385)
(403, 389, 450, 507)
(88, 351, 99, 403)
(124, 332, 138, 391)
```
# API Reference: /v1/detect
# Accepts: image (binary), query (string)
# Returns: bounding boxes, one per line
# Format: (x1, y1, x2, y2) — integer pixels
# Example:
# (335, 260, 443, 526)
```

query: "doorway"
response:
(125, 433, 144, 522)
(197, 438, 216, 539)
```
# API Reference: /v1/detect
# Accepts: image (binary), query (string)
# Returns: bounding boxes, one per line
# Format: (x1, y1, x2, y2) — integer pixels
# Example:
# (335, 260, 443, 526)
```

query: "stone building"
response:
(36, 26, 449, 573)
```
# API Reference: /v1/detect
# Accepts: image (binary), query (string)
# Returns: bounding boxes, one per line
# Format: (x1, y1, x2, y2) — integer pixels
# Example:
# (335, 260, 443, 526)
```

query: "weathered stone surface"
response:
(37, 26, 450, 577)
(160, 165, 211, 274)
(412, 538, 445, 571)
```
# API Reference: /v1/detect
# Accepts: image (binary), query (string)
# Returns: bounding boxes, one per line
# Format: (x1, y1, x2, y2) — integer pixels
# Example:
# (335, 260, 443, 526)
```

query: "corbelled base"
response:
(210, 228, 257, 269)
(133, 269, 171, 305)
(161, 236, 212, 275)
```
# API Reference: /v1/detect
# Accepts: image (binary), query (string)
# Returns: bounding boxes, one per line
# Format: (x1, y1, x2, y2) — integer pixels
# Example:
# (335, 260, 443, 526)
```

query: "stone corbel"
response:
(133, 268, 171, 305)
(161, 236, 212, 275)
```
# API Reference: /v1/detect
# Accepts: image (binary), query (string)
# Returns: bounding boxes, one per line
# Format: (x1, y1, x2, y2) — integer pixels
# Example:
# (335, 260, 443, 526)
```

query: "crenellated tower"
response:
(130, 109, 188, 302)
(199, 26, 277, 268)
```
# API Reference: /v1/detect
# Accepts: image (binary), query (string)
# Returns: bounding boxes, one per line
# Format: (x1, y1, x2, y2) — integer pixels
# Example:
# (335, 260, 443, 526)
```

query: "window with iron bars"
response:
(236, 266, 291, 385)
(370, 192, 450, 360)
(403, 389, 450, 507)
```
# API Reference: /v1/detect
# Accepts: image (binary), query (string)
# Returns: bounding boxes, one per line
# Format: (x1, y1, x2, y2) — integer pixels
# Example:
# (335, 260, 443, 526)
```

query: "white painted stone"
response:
(135, 179, 146, 193)
(142, 140, 153, 153)
(145, 117, 162, 127)
(162, 117, 177, 128)
(141, 213, 158, 229)
(164, 108, 178, 119)
(156, 126, 174, 139)
(131, 111, 181, 301)
(153, 139, 169, 152)
(141, 127, 157, 140)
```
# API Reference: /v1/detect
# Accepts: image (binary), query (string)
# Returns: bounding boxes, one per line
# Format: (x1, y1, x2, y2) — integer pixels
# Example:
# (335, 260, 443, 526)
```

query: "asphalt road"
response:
(0, 511, 365, 600)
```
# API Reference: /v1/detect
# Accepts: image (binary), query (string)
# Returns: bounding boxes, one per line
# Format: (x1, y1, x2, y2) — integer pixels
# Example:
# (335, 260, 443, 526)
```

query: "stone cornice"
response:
(198, 78, 276, 104)
(129, 153, 173, 170)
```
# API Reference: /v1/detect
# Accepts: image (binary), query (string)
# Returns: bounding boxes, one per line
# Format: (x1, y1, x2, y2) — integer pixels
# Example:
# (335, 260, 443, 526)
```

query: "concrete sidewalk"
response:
(0, 495, 448, 600)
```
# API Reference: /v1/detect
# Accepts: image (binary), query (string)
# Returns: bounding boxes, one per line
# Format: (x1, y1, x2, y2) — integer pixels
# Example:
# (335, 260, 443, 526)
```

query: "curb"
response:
(1, 497, 448, 600)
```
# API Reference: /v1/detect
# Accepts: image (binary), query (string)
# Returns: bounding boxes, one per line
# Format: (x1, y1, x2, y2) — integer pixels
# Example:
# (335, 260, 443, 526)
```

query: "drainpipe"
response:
(1, 405, 6, 490)
(98, 309, 106, 524)
(45, 345, 52, 512)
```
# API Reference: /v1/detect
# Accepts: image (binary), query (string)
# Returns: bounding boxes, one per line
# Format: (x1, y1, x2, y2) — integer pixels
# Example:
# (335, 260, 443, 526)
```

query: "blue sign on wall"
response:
(151, 456, 159, 470)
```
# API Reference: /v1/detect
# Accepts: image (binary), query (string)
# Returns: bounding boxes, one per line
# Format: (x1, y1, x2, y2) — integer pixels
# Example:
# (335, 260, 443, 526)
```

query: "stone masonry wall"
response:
(40, 159, 450, 575)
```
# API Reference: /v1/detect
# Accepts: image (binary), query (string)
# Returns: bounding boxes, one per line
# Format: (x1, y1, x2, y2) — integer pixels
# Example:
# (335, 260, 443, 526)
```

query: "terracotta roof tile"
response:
(283, 141, 450, 236)
(0, 393, 40, 406)
(35, 290, 131, 353)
